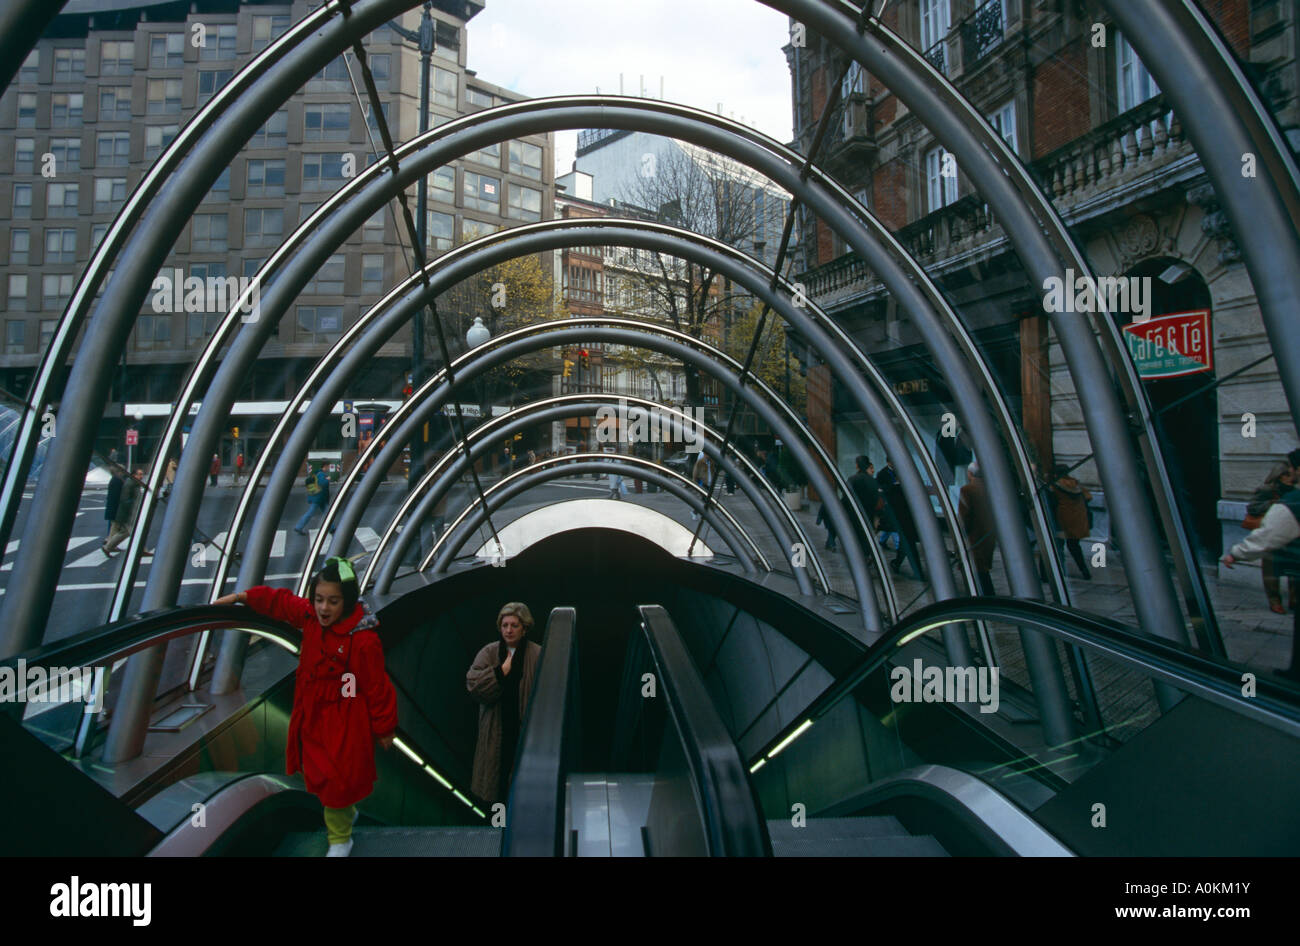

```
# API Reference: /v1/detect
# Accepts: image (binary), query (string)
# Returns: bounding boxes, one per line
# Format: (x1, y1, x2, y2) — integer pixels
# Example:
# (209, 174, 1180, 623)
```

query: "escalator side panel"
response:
(0, 712, 163, 856)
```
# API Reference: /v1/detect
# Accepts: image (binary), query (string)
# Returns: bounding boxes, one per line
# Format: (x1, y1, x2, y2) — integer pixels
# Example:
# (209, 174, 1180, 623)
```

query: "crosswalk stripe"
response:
(4, 535, 100, 571)
(356, 527, 380, 552)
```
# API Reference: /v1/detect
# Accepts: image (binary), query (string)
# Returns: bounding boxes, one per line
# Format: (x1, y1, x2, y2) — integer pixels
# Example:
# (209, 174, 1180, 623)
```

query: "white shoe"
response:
(326, 838, 354, 857)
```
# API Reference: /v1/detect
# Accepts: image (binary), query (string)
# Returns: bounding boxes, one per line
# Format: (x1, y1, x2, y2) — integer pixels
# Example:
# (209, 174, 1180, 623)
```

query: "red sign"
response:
(1122, 309, 1213, 380)
(125, 428, 139, 446)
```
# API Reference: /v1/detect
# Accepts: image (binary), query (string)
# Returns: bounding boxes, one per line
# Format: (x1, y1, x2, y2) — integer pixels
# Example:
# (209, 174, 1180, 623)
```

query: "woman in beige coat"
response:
(466, 602, 542, 803)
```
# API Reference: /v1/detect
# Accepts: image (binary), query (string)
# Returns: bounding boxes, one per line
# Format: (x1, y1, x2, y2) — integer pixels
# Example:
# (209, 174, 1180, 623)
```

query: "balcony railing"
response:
(960, 0, 1004, 67)
(923, 40, 946, 76)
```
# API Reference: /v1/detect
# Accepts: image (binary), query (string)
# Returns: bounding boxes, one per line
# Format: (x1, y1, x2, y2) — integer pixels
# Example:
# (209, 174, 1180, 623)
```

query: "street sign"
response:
(1123, 309, 1213, 379)
(125, 428, 139, 446)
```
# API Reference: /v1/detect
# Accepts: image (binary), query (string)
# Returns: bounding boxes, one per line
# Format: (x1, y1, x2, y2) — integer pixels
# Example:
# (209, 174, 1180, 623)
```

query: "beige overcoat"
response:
(466, 639, 541, 802)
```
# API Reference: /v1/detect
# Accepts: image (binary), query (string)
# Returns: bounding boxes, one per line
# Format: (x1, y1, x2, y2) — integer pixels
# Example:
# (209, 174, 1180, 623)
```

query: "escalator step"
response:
(275, 826, 500, 857)
(770, 834, 949, 857)
(766, 815, 907, 840)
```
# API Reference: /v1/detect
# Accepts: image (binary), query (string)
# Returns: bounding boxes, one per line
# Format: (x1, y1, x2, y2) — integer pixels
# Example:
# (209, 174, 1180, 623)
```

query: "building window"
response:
(91, 223, 108, 246)
(427, 210, 453, 251)
(305, 104, 352, 141)
(244, 207, 284, 247)
(51, 93, 83, 128)
(17, 93, 36, 128)
(304, 254, 346, 295)
(192, 213, 228, 251)
(433, 22, 460, 61)
(460, 218, 497, 242)
(246, 159, 286, 197)
(362, 254, 384, 293)
(9, 275, 28, 310)
(989, 100, 1018, 153)
(97, 132, 131, 166)
(430, 167, 455, 204)
(462, 172, 499, 212)
(99, 86, 133, 121)
(10, 230, 30, 265)
(466, 142, 501, 169)
(302, 152, 349, 190)
(925, 146, 957, 212)
(49, 137, 81, 172)
(370, 54, 391, 89)
(251, 110, 288, 149)
(149, 33, 184, 69)
(19, 52, 38, 84)
(434, 67, 457, 108)
(509, 141, 543, 181)
(363, 208, 385, 241)
(197, 69, 234, 104)
(920, 0, 950, 52)
(507, 183, 542, 221)
(134, 314, 171, 351)
(465, 86, 493, 108)
(207, 166, 231, 201)
(14, 138, 34, 173)
(365, 102, 390, 133)
(297, 305, 343, 341)
(147, 78, 182, 115)
(145, 125, 179, 160)
(40, 320, 56, 349)
(45, 183, 77, 217)
(94, 178, 126, 213)
(44, 228, 76, 263)
(252, 15, 291, 52)
(53, 49, 86, 82)
(6, 321, 25, 354)
(1116, 32, 1160, 113)
(42, 274, 75, 308)
(312, 56, 351, 84)
(198, 24, 237, 61)
(99, 40, 134, 75)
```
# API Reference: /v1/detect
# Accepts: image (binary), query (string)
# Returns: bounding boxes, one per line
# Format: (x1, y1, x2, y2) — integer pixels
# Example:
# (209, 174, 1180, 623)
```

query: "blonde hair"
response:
(497, 602, 534, 632)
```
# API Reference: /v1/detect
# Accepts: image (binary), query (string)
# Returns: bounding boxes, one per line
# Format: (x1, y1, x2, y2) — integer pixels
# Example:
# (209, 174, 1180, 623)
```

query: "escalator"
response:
(7, 526, 1300, 857)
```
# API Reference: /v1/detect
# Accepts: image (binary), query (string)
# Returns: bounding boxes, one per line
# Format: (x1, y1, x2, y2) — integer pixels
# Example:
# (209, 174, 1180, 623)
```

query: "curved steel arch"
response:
(424, 454, 758, 572)
(360, 395, 827, 595)
(309, 317, 893, 632)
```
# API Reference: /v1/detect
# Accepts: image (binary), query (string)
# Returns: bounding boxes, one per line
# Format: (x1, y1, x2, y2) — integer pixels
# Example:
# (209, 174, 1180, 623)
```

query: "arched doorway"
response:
(1119, 257, 1220, 559)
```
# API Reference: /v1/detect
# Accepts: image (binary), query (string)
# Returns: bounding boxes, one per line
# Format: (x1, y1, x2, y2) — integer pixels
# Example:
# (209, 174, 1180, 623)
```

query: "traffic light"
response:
(562, 359, 574, 378)
(232, 427, 239, 440)
(580, 348, 590, 368)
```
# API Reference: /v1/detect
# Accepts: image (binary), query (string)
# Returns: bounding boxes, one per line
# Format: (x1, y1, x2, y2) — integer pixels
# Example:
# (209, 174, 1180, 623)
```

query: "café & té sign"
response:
(1122, 309, 1213, 380)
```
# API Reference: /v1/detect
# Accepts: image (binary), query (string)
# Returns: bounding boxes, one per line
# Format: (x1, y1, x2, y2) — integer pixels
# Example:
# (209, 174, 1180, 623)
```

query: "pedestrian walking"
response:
(234, 452, 245, 486)
(295, 462, 330, 535)
(1245, 460, 1296, 614)
(162, 457, 177, 501)
(608, 471, 628, 499)
(691, 452, 713, 520)
(209, 453, 221, 487)
(103, 468, 143, 555)
(816, 499, 838, 552)
(466, 603, 541, 804)
(877, 458, 925, 580)
(848, 456, 882, 535)
(104, 463, 124, 539)
(1223, 448, 1300, 680)
(959, 461, 998, 596)
(1049, 464, 1093, 581)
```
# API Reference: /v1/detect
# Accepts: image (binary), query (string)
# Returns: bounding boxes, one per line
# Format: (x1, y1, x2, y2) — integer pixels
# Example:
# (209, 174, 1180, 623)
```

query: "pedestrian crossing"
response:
(2, 527, 383, 571)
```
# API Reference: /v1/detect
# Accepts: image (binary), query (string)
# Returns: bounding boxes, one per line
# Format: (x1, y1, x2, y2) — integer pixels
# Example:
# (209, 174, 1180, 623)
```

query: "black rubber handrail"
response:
(502, 607, 578, 857)
(747, 596, 1300, 772)
(638, 605, 772, 857)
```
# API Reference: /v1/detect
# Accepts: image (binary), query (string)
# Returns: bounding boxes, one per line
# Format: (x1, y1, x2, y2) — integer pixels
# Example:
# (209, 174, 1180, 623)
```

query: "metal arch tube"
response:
(0, 0, 395, 658)
(366, 395, 822, 595)
(1104, 0, 1300, 435)
(770, 1, 1189, 667)
(425, 456, 760, 575)
(323, 322, 886, 636)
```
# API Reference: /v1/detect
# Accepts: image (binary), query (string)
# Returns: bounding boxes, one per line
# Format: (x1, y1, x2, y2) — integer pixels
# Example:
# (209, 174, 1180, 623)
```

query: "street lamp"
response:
(466, 316, 490, 349)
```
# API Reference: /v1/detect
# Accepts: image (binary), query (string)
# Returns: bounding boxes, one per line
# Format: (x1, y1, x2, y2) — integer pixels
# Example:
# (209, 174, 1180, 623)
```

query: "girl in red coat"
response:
(215, 557, 398, 857)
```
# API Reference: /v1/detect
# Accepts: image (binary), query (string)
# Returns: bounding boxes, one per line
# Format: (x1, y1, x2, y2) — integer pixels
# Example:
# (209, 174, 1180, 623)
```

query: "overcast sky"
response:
(464, 0, 795, 175)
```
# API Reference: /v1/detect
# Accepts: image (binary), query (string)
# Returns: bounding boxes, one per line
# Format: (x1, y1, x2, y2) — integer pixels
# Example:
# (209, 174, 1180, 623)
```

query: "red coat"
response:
(244, 586, 399, 809)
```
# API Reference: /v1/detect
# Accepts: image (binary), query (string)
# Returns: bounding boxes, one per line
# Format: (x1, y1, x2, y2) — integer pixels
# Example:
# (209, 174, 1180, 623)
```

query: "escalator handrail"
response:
(502, 607, 578, 857)
(2, 603, 490, 820)
(748, 596, 1300, 771)
(639, 605, 772, 857)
